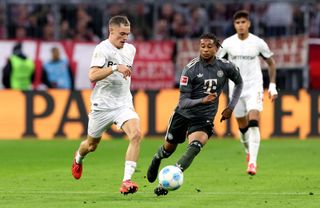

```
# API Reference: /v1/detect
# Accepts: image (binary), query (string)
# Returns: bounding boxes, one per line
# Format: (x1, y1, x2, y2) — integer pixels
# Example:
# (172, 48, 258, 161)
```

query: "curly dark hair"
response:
(200, 33, 222, 48)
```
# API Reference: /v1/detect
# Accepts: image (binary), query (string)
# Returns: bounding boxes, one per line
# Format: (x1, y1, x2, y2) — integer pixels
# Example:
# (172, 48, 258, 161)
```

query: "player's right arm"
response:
(178, 67, 217, 109)
(89, 65, 131, 82)
(88, 45, 131, 82)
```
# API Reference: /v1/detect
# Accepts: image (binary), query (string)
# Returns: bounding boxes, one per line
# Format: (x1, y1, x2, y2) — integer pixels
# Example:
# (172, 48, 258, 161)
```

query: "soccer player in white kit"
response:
(217, 10, 278, 175)
(71, 16, 142, 194)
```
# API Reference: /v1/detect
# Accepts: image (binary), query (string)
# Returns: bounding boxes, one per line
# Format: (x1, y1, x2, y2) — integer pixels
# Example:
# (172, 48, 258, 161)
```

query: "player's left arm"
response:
(264, 57, 278, 102)
(260, 38, 278, 102)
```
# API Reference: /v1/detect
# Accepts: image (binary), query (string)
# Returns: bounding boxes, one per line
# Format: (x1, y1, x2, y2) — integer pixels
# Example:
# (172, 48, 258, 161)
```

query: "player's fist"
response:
(202, 93, 217, 104)
(268, 83, 278, 102)
(220, 107, 233, 122)
(117, 64, 132, 79)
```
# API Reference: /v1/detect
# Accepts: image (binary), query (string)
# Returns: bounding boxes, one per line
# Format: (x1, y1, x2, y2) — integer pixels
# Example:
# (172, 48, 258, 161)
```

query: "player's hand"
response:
(117, 64, 132, 79)
(202, 92, 217, 104)
(268, 83, 278, 102)
(220, 107, 233, 122)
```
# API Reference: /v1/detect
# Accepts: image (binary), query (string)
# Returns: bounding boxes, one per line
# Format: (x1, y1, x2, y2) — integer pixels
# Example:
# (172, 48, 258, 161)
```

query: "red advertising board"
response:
(0, 40, 176, 90)
(131, 41, 175, 89)
(175, 35, 308, 70)
(309, 39, 320, 89)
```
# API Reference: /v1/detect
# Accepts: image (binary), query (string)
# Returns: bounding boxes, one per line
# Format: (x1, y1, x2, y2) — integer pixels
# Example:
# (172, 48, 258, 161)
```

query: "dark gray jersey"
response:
(176, 56, 242, 119)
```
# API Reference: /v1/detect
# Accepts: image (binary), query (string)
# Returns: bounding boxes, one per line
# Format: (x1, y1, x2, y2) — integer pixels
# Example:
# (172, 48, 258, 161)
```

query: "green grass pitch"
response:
(0, 138, 319, 208)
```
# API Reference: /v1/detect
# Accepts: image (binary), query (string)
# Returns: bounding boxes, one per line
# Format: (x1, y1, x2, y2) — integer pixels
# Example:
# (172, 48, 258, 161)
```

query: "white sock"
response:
(248, 127, 260, 165)
(75, 151, 84, 164)
(239, 131, 249, 154)
(123, 161, 137, 181)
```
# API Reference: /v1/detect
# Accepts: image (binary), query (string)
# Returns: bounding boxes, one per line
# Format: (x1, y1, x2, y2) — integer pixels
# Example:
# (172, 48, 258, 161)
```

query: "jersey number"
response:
(203, 79, 217, 94)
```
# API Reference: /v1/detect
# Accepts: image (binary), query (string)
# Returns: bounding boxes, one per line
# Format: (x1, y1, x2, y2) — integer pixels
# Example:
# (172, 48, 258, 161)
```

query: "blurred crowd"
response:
(0, 1, 319, 41)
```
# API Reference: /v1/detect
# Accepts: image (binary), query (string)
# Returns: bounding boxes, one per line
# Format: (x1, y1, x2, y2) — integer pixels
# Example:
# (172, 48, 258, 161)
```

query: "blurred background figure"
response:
(42, 47, 74, 89)
(2, 42, 35, 90)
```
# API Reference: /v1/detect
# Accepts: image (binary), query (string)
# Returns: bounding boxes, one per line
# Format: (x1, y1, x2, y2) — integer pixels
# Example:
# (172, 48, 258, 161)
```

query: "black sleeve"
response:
(226, 63, 243, 110)
(178, 91, 203, 109)
(41, 68, 53, 88)
(2, 60, 11, 88)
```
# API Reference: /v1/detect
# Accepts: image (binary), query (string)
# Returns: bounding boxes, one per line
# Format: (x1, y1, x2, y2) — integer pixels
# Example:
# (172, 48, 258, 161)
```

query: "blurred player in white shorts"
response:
(71, 15, 142, 195)
(217, 10, 278, 175)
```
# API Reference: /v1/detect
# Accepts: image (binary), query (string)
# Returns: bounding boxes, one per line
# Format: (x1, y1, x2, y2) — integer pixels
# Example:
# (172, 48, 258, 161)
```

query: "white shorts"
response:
(230, 84, 263, 118)
(87, 107, 139, 138)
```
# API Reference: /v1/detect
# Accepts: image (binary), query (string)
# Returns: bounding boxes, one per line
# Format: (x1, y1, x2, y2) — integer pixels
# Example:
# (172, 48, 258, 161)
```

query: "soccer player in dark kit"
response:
(146, 33, 243, 196)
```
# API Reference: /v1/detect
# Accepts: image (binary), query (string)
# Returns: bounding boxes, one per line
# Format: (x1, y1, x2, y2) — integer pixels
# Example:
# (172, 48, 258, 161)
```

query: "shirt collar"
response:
(200, 56, 216, 67)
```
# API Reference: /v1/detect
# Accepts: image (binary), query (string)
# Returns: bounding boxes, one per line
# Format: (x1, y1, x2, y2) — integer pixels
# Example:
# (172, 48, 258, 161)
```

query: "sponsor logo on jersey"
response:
(180, 76, 188, 86)
(230, 55, 255, 60)
(217, 70, 224, 77)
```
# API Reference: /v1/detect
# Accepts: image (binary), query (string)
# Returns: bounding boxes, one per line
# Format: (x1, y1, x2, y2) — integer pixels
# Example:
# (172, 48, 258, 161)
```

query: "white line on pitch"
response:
(0, 190, 316, 196)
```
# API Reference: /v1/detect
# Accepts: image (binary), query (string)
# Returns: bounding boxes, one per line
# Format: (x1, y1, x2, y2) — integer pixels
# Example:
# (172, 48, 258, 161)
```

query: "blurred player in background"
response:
(217, 10, 278, 175)
(71, 15, 142, 195)
(2, 42, 35, 90)
(42, 47, 74, 89)
(147, 33, 243, 195)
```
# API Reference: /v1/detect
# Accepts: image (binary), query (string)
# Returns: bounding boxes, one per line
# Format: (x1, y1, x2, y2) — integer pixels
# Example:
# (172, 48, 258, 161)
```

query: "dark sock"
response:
(154, 145, 173, 160)
(239, 126, 249, 134)
(176, 140, 202, 171)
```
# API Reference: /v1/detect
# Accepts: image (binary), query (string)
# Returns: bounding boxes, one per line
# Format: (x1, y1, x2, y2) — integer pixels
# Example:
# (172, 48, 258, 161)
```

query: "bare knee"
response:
(164, 142, 177, 152)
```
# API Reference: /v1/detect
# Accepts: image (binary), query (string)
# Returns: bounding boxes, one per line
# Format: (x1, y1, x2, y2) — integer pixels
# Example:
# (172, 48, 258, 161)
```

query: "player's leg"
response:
(154, 121, 211, 196)
(121, 118, 142, 181)
(246, 110, 260, 175)
(236, 116, 250, 161)
(175, 131, 209, 171)
(148, 140, 178, 183)
(72, 136, 101, 179)
(175, 117, 213, 172)
(72, 110, 108, 180)
(233, 97, 250, 161)
(77, 136, 102, 162)
(115, 108, 142, 194)
(147, 112, 188, 183)
(245, 88, 263, 175)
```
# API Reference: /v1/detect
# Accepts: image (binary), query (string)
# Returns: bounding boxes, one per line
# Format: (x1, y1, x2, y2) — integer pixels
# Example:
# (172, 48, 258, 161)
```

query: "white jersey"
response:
(89, 39, 136, 111)
(217, 33, 273, 95)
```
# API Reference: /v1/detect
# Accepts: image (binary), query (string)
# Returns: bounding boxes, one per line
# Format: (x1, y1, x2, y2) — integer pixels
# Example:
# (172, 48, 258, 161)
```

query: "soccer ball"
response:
(158, 165, 183, 191)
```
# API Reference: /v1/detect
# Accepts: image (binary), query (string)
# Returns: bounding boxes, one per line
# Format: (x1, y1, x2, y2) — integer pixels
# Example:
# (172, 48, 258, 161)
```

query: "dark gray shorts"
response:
(165, 112, 214, 144)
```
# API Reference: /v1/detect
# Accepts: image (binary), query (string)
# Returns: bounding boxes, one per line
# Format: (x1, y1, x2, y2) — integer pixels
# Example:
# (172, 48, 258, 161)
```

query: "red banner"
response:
(309, 39, 320, 89)
(175, 35, 308, 70)
(0, 40, 176, 90)
(131, 41, 175, 89)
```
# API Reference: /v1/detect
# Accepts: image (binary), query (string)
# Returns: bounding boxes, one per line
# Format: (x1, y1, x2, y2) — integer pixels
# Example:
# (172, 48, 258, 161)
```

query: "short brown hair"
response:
(109, 15, 130, 26)
(233, 10, 249, 21)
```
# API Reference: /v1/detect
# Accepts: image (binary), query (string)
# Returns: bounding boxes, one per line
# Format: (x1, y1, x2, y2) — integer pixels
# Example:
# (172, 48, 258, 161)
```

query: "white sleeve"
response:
(216, 41, 228, 58)
(259, 38, 273, 59)
(129, 45, 136, 66)
(90, 45, 106, 68)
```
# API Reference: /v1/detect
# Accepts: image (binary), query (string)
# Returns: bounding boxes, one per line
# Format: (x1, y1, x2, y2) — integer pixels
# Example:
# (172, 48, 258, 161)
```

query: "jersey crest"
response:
(217, 70, 224, 78)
